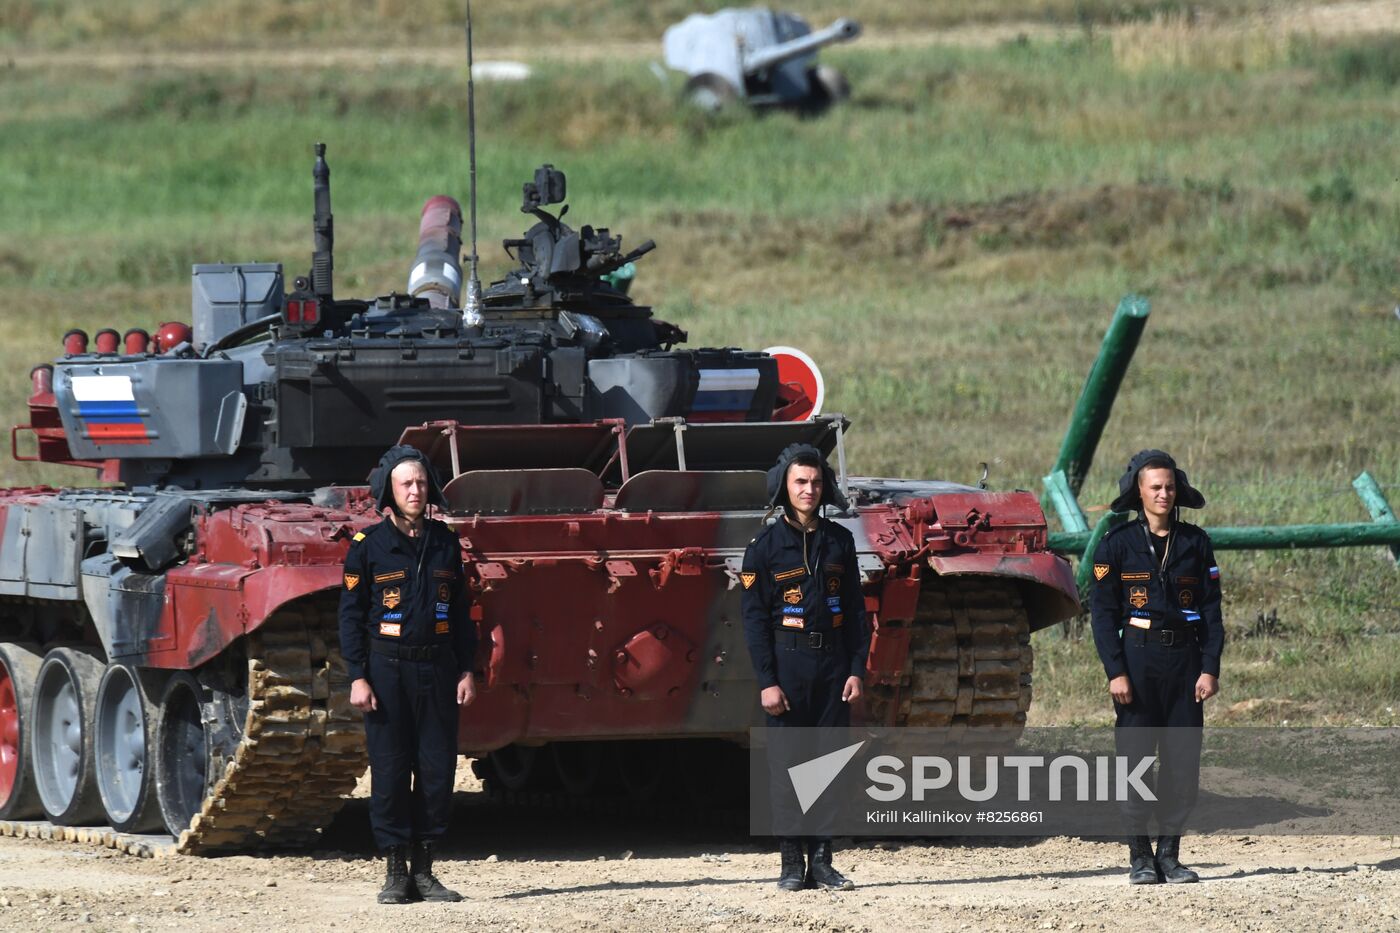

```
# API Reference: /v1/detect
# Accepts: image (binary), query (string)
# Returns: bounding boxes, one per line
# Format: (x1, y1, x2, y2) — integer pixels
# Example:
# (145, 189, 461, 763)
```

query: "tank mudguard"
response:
(116, 501, 372, 669)
(927, 552, 1079, 633)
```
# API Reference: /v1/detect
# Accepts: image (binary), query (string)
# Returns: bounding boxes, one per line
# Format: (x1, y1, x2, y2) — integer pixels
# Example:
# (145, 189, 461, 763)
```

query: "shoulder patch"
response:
(1093, 564, 1110, 581)
(740, 572, 757, 590)
(352, 532, 366, 542)
(344, 573, 360, 590)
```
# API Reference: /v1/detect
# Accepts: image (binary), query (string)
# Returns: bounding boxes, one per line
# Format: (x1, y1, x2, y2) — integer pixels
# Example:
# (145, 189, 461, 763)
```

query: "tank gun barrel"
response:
(408, 196, 465, 309)
(311, 143, 334, 301)
(741, 17, 860, 75)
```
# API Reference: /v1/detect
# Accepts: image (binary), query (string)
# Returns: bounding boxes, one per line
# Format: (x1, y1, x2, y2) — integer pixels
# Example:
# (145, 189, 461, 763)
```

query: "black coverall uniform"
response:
(339, 518, 476, 850)
(1090, 519, 1224, 834)
(742, 515, 870, 835)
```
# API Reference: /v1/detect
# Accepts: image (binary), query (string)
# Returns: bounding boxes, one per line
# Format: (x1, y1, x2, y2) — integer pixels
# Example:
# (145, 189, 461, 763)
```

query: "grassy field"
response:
(0, 0, 1351, 51)
(1, 9, 1396, 725)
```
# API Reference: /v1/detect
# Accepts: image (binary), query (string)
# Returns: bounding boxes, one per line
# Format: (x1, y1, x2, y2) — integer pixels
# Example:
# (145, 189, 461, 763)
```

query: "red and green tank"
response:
(0, 149, 1078, 853)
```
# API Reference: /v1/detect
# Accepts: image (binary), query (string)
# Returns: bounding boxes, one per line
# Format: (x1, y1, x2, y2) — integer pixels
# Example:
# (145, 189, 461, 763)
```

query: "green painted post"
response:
(1050, 294, 1151, 496)
(1043, 469, 1089, 534)
(1049, 522, 1400, 554)
(1352, 471, 1400, 564)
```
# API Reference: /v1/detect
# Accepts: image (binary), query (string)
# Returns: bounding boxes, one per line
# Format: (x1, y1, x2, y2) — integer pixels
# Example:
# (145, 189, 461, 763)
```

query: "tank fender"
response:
(927, 552, 1079, 632)
(134, 562, 343, 670)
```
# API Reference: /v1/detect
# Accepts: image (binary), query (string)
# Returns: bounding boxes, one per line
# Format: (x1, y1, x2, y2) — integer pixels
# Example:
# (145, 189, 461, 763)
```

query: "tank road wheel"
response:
(682, 73, 739, 112)
(613, 740, 665, 803)
(551, 742, 602, 797)
(94, 664, 165, 833)
(153, 672, 208, 837)
(485, 744, 549, 793)
(0, 642, 44, 819)
(30, 646, 106, 825)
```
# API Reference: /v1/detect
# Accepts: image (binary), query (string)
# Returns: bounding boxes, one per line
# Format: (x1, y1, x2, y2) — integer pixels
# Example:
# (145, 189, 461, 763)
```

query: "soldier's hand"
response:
(457, 671, 477, 707)
(350, 677, 378, 712)
(1108, 674, 1133, 706)
(1195, 673, 1219, 703)
(760, 685, 790, 716)
(842, 676, 863, 703)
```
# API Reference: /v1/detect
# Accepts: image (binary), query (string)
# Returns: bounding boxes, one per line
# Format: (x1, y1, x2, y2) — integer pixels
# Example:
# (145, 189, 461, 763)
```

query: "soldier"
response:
(741, 443, 870, 891)
(339, 445, 478, 904)
(1090, 449, 1223, 885)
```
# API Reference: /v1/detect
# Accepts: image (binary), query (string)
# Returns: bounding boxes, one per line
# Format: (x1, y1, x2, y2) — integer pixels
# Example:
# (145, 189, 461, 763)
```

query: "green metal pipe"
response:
(1050, 294, 1151, 496)
(1043, 468, 1089, 534)
(1352, 471, 1399, 563)
(1073, 509, 1129, 595)
(1050, 522, 1400, 554)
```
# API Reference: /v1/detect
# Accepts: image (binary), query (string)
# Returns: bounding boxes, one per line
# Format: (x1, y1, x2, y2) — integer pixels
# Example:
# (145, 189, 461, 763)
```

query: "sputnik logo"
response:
(788, 741, 866, 814)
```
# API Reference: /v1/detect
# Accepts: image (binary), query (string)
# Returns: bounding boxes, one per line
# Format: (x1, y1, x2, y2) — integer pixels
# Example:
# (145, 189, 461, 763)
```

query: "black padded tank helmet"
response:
(765, 442, 850, 514)
(369, 444, 449, 515)
(1109, 448, 1205, 514)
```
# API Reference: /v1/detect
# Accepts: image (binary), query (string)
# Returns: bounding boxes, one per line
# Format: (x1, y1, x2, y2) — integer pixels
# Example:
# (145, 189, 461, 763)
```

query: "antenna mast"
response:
(462, 0, 483, 327)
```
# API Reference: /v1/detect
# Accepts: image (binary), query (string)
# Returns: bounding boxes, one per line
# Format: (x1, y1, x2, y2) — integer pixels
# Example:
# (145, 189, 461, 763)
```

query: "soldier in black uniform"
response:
(1090, 449, 1223, 885)
(742, 444, 870, 891)
(339, 446, 478, 904)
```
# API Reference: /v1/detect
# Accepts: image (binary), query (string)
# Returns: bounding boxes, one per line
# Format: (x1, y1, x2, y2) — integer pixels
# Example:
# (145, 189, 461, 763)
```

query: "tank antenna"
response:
(462, 1, 483, 328)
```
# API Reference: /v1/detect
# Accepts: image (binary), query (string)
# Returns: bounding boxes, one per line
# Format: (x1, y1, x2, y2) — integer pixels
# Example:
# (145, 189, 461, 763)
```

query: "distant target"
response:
(764, 345, 824, 421)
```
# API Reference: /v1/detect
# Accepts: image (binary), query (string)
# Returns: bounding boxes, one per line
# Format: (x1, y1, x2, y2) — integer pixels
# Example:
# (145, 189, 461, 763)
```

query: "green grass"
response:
(1, 26, 1397, 725)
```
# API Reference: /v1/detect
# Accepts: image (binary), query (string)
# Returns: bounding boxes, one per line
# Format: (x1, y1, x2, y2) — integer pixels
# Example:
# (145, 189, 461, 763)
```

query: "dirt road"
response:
(0, 764, 1393, 933)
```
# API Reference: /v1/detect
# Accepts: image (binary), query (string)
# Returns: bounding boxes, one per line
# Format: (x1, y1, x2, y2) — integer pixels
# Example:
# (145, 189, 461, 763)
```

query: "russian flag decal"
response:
(72, 375, 149, 445)
(1208, 566, 1220, 581)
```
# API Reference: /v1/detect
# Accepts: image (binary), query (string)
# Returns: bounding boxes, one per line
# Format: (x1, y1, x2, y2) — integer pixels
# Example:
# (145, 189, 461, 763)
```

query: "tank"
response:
(663, 7, 861, 111)
(0, 146, 1078, 853)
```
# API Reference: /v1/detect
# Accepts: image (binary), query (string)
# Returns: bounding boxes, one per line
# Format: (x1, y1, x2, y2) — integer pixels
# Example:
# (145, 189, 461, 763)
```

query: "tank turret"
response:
(26, 147, 779, 491)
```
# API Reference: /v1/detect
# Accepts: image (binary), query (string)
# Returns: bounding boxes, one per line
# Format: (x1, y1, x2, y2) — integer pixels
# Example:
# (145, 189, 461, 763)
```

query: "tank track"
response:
(867, 577, 1033, 733)
(177, 600, 367, 854)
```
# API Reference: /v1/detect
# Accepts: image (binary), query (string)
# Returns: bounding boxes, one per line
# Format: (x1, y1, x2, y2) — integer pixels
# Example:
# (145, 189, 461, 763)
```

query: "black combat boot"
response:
(410, 839, 464, 902)
(777, 838, 807, 892)
(377, 845, 415, 904)
(807, 838, 855, 891)
(1127, 835, 1160, 885)
(1155, 836, 1199, 884)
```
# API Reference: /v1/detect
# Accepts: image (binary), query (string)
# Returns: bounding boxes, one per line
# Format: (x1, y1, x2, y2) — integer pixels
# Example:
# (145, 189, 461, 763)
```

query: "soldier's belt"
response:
(371, 640, 445, 661)
(1124, 626, 1192, 647)
(774, 629, 841, 651)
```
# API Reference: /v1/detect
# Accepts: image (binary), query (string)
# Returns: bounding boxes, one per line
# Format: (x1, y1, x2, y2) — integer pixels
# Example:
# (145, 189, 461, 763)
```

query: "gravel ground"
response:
(0, 765, 1393, 933)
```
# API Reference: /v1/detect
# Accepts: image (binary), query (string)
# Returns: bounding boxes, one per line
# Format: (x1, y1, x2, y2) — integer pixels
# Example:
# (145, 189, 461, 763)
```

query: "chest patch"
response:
(379, 622, 402, 637)
(433, 569, 455, 579)
(783, 585, 803, 605)
(1121, 572, 1151, 582)
(375, 570, 406, 584)
(827, 576, 840, 596)
(382, 587, 402, 610)
(1179, 589, 1195, 608)
(774, 567, 806, 583)
(438, 582, 451, 602)
(1128, 586, 1148, 609)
